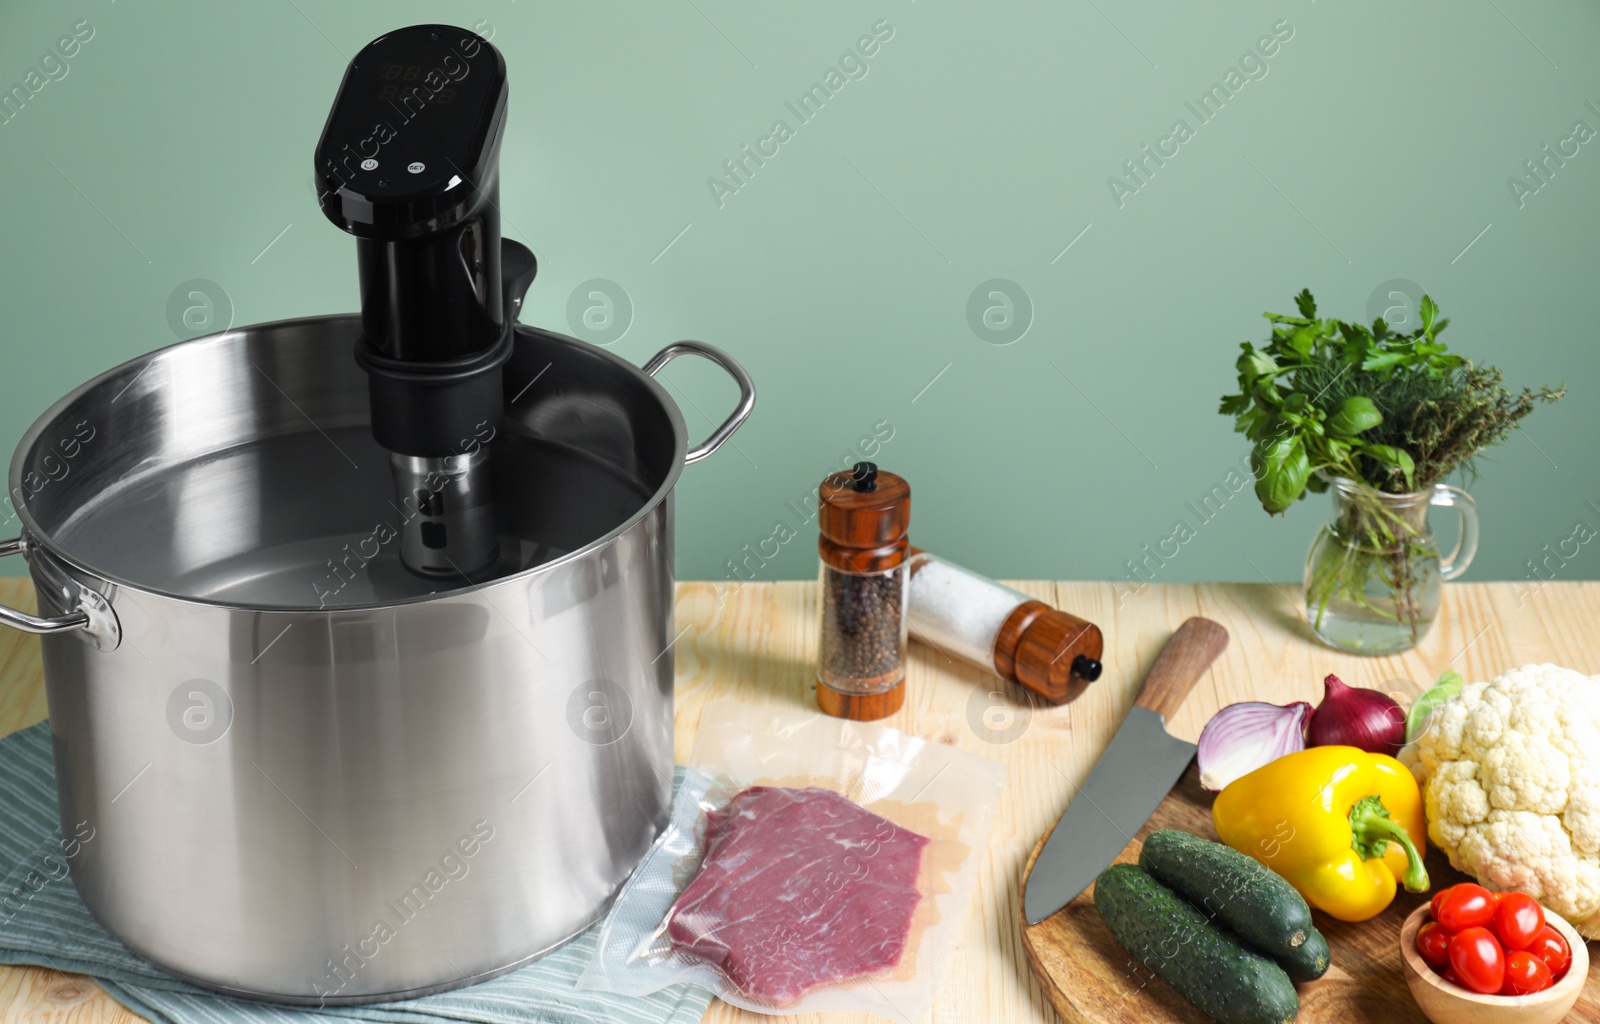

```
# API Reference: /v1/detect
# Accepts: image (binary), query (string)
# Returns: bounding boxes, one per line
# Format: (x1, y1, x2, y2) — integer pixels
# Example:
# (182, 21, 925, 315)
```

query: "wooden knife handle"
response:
(1132, 617, 1229, 720)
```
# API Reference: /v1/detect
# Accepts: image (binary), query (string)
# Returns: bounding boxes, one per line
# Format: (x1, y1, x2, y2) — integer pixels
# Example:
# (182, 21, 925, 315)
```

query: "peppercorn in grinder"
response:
(816, 463, 911, 721)
(314, 25, 537, 579)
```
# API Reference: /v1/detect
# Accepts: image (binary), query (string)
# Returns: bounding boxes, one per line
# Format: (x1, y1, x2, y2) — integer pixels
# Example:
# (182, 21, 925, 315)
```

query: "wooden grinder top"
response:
(994, 601, 1105, 705)
(818, 463, 910, 574)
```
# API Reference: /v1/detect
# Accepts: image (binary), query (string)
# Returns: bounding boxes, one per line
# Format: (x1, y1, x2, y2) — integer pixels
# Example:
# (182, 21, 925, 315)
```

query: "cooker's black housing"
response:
(314, 24, 533, 459)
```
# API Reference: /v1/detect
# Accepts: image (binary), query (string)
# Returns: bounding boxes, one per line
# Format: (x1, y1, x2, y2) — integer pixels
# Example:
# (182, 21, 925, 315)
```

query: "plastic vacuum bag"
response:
(578, 701, 1002, 1019)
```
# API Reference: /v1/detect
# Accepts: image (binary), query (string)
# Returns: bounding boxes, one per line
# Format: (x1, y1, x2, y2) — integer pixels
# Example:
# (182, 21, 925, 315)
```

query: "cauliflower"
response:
(1404, 662, 1600, 937)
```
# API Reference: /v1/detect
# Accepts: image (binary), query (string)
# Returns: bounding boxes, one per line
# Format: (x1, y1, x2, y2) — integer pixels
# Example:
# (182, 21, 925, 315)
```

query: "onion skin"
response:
(1197, 700, 1312, 792)
(1306, 673, 1406, 756)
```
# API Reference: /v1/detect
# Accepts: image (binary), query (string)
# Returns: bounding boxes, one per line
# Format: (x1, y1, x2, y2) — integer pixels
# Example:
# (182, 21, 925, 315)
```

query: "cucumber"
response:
(1278, 926, 1331, 983)
(1094, 864, 1299, 1024)
(1140, 830, 1316, 959)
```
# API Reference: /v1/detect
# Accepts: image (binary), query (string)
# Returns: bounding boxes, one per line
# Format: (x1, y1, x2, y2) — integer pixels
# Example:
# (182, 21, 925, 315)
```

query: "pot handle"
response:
(642, 341, 756, 465)
(0, 537, 92, 635)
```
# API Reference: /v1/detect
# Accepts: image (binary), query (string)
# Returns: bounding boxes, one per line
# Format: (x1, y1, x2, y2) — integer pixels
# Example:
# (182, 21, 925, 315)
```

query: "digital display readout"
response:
(376, 63, 457, 105)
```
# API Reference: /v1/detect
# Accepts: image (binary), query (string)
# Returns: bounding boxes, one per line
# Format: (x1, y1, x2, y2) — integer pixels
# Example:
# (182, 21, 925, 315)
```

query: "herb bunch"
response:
(1220, 289, 1563, 514)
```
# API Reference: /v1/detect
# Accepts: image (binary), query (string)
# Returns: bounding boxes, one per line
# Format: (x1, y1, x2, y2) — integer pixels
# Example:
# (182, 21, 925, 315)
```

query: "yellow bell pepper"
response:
(1213, 745, 1428, 922)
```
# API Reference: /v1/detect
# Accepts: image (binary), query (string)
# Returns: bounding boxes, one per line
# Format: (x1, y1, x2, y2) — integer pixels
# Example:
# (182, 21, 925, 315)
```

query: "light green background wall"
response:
(2, 1, 1597, 588)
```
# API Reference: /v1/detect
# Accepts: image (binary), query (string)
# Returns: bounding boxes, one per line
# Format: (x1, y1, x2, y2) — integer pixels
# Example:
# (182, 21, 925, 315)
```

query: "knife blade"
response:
(1023, 616, 1229, 925)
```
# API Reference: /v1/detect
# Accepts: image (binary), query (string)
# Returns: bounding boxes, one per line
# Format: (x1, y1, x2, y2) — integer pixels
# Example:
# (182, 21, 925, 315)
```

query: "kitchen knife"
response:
(1023, 616, 1229, 925)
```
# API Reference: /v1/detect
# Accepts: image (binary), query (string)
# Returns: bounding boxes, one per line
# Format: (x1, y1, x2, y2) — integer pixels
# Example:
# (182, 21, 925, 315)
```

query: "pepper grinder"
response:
(907, 549, 1104, 704)
(816, 462, 910, 720)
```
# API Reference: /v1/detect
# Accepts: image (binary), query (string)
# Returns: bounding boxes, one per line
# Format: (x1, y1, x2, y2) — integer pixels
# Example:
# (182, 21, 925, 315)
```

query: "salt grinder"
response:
(816, 462, 910, 720)
(907, 550, 1104, 704)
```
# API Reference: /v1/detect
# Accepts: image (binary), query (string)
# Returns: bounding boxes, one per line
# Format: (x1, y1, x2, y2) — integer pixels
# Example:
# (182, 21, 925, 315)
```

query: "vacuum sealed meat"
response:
(665, 786, 930, 1004)
(578, 701, 1003, 1019)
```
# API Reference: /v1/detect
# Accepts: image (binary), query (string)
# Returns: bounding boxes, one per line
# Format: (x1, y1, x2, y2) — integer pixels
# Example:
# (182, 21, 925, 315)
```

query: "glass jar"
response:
(815, 462, 910, 720)
(906, 551, 1102, 703)
(1304, 477, 1479, 655)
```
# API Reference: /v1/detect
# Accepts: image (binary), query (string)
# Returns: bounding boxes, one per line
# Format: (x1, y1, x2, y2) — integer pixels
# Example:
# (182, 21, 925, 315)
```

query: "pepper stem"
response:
(1349, 794, 1429, 892)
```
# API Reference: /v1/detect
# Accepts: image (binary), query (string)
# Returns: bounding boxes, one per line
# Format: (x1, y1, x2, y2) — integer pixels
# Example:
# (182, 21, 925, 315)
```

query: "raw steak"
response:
(665, 786, 929, 1005)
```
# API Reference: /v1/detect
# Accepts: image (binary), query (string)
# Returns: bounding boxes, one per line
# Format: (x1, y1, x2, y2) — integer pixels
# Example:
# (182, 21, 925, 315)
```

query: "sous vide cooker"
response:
(0, 24, 754, 1003)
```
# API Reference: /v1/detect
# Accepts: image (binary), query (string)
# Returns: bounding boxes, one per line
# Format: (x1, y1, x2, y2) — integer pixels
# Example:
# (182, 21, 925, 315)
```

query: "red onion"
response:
(1197, 700, 1311, 792)
(1306, 673, 1407, 756)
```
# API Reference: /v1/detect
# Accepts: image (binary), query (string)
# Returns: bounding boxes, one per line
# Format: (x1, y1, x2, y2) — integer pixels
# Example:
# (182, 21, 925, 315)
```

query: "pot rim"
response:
(7, 314, 689, 614)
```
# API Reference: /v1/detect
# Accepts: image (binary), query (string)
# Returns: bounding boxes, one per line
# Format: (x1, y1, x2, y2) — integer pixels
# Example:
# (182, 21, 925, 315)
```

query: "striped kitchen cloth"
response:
(0, 721, 712, 1024)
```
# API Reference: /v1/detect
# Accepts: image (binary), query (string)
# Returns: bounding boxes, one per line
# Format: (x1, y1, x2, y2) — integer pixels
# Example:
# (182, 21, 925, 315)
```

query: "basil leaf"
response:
(1327, 396, 1383, 436)
(1236, 346, 1277, 379)
(1254, 437, 1310, 512)
(1364, 444, 1416, 486)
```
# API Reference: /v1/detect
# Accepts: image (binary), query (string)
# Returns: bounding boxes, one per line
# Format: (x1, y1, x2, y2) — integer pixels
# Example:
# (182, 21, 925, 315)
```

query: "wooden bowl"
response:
(1400, 903, 1589, 1024)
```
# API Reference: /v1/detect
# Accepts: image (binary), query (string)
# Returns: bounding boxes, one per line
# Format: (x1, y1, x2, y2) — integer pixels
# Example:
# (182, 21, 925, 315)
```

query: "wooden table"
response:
(2, 576, 1596, 1024)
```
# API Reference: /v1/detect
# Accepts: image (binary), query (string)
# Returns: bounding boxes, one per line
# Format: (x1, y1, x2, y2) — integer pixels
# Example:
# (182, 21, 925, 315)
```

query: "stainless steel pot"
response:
(1, 315, 753, 1004)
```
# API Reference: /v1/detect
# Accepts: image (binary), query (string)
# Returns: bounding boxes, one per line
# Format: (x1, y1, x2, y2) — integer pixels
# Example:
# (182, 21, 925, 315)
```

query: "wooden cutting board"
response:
(1019, 763, 1600, 1023)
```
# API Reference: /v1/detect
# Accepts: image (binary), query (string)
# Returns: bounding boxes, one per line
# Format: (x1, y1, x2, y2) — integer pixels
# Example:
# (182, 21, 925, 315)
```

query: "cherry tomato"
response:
(1442, 966, 1466, 989)
(1415, 922, 1455, 968)
(1437, 884, 1498, 932)
(1492, 893, 1545, 951)
(1527, 924, 1572, 981)
(1449, 926, 1506, 995)
(1501, 950, 1554, 995)
(1431, 887, 1452, 920)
